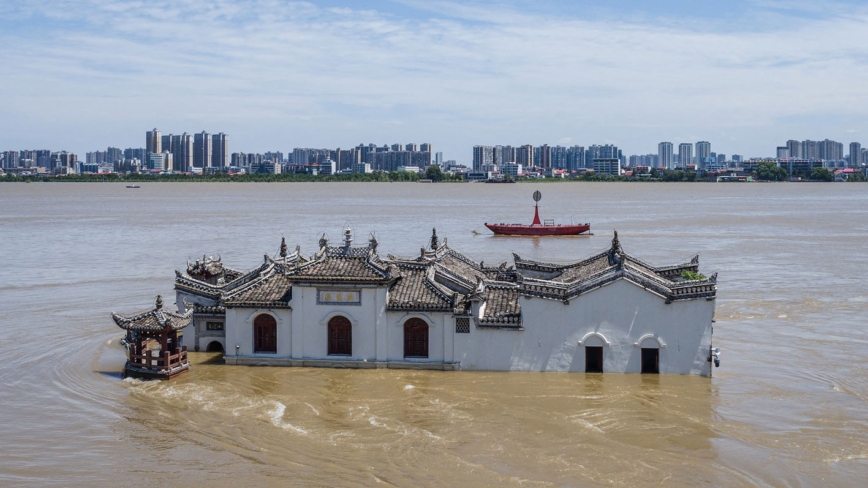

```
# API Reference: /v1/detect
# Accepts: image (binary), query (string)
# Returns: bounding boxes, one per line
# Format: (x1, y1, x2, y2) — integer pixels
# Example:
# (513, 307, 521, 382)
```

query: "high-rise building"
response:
(850, 142, 862, 168)
(776, 147, 790, 160)
(786, 140, 802, 159)
(146, 128, 161, 154)
(658, 142, 673, 169)
(802, 140, 819, 160)
(106, 147, 123, 165)
(171, 133, 193, 172)
(50, 151, 77, 173)
(551, 146, 567, 169)
(818, 139, 843, 161)
(435, 152, 443, 166)
(212, 133, 229, 168)
(502, 145, 515, 164)
(391, 143, 404, 152)
(193, 131, 212, 168)
(472, 145, 494, 171)
(566, 146, 585, 170)
(678, 143, 693, 168)
(696, 141, 711, 168)
(161, 134, 173, 154)
(538, 144, 552, 169)
(516, 145, 534, 168)
(33, 149, 50, 168)
(405, 143, 418, 152)
(2, 150, 20, 168)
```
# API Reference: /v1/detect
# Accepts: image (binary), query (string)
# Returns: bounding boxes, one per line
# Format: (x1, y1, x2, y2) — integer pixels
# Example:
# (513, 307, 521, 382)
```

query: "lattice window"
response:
(455, 317, 470, 334)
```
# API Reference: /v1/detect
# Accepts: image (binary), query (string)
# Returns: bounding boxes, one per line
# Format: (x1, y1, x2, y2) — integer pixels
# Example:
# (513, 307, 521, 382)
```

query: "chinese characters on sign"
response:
(318, 289, 362, 305)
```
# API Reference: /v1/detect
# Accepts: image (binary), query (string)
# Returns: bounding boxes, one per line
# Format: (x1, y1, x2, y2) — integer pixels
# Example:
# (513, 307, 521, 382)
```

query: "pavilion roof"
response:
(111, 296, 193, 332)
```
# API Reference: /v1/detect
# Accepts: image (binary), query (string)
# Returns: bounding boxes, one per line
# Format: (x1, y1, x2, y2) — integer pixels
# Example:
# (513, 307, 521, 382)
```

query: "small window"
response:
(455, 317, 470, 334)
(206, 321, 224, 331)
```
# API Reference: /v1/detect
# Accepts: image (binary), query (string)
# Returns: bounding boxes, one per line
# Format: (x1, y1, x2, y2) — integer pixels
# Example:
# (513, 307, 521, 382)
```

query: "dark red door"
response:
(254, 314, 277, 352)
(328, 316, 352, 356)
(403, 318, 428, 358)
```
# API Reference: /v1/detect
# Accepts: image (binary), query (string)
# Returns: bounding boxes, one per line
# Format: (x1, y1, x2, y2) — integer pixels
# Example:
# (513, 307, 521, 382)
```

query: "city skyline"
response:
(2, 1, 868, 159)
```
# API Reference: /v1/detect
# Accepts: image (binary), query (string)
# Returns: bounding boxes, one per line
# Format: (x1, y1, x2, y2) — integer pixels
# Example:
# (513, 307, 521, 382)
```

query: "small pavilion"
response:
(111, 295, 193, 380)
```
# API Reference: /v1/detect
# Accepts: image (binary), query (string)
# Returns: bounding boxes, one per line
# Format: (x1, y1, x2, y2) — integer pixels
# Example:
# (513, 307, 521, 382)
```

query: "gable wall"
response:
(454, 279, 714, 375)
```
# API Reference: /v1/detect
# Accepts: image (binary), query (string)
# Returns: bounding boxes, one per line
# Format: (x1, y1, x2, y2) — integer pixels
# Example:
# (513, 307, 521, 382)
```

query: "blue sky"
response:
(1, 0, 866, 161)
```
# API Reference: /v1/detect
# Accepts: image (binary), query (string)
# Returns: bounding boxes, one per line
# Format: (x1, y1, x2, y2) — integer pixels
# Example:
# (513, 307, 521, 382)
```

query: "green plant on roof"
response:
(680, 270, 707, 281)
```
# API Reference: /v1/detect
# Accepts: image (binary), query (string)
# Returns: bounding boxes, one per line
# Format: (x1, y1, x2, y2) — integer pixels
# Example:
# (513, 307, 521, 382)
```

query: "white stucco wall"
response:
(294, 284, 385, 360)
(384, 312, 448, 363)
(218, 277, 713, 375)
(453, 279, 714, 375)
(225, 308, 293, 357)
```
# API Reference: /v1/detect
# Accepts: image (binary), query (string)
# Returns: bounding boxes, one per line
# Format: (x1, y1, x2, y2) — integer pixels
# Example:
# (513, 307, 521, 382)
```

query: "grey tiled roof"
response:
(225, 272, 292, 308)
(288, 253, 391, 283)
(479, 285, 521, 326)
(387, 265, 453, 311)
(111, 297, 193, 332)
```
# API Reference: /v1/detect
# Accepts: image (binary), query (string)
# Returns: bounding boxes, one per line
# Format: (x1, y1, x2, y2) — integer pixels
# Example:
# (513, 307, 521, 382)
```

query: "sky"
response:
(1, 0, 867, 162)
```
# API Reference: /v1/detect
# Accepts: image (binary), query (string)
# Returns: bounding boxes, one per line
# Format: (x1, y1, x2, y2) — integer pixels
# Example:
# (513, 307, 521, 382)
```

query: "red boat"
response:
(485, 191, 590, 236)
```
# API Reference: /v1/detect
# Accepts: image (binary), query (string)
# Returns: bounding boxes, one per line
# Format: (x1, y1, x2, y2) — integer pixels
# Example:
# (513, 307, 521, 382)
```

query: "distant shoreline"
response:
(0, 172, 852, 183)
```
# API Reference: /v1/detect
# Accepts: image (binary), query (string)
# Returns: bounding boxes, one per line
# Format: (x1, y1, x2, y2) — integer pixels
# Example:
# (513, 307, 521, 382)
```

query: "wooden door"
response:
(254, 314, 277, 353)
(328, 316, 352, 356)
(403, 318, 428, 358)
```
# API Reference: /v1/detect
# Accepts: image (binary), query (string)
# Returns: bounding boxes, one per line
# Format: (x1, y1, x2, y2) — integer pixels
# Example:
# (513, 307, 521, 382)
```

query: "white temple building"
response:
(172, 229, 719, 375)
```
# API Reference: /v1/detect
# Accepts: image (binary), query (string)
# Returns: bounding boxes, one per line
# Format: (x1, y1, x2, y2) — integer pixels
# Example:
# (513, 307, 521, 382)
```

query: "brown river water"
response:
(1, 182, 867, 486)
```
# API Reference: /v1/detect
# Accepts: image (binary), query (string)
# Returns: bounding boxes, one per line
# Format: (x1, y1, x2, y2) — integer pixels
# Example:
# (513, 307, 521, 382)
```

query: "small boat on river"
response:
(485, 191, 590, 236)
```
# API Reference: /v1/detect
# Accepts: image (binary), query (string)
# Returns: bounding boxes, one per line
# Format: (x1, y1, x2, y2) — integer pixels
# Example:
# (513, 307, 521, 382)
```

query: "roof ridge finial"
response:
(369, 232, 378, 251)
(344, 227, 353, 248)
(430, 227, 439, 250)
(155, 295, 163, 309)
(319, 233, 328, 249)
(612, 230, 622, 253)
(280, 237, 287, 257)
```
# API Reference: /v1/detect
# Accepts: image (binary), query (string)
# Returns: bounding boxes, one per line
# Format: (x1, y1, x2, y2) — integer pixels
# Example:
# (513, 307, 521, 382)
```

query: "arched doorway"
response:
(403, 318, 429, 358)
(206, 341, 225, 353)
(254, 314, 277, 353)
(327, 316, 352, 356)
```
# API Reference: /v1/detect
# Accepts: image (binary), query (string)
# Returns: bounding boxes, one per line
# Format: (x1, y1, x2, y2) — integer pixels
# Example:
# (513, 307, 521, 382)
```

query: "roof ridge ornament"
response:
(155, 294, 163, 309)
(319, 233, 328, 249)
(344, 227, 353, 249)
(430, 227, 439, 250)
(280, 237, 287, 257)
(369, 232, 378, 251)
(691, 254, 699, 265)
(612, 230, 622, 253)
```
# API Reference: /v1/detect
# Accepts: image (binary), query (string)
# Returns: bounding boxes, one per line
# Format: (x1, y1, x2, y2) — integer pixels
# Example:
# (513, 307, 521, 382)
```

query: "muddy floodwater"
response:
(1, 182, 867, 486)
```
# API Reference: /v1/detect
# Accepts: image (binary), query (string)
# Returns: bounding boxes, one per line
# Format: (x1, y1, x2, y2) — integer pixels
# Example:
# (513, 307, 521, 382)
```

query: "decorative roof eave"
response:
(386, 303, 454, 312)
(111, 296, 194, 332)
(192, 304, 226, 315)
(512, 250, 611, 274)
(432, 264, 476, 293)
(519, 267, 717, 303)
(286, 276, 393, 285)
(224, 301, 292, 309)
(174, 260, 271, 293)
(475, 317, 523, 328)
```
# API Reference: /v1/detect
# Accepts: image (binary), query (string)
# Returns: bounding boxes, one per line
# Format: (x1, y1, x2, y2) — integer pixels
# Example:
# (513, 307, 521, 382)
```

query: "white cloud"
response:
(1, 0, 867, 159)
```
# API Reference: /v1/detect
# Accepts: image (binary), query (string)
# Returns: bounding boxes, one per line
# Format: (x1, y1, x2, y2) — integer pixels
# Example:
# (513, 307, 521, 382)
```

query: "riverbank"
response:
(1, 173, 851, 183)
